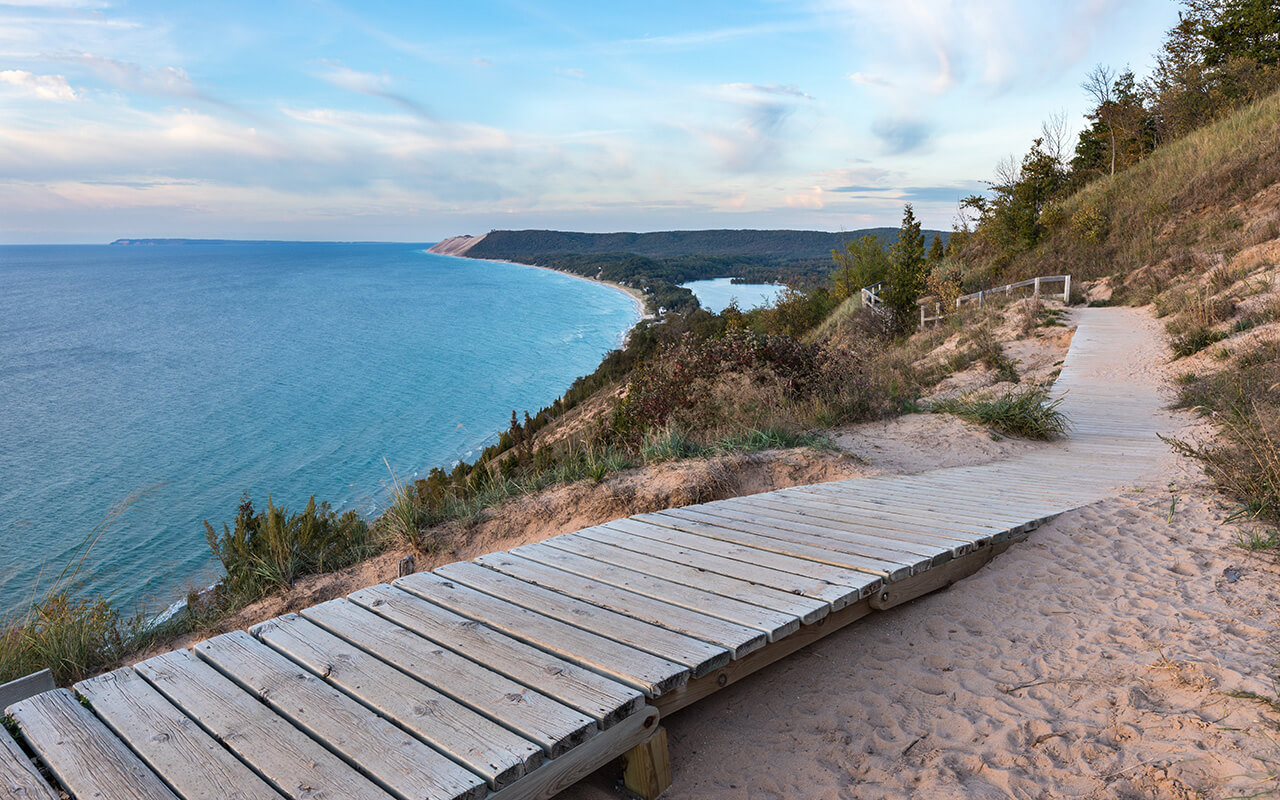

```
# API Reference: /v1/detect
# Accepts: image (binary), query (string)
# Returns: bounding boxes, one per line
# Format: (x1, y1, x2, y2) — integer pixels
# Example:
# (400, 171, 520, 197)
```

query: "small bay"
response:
(682, 278, 786, 313)
(0, 243, 640, 620)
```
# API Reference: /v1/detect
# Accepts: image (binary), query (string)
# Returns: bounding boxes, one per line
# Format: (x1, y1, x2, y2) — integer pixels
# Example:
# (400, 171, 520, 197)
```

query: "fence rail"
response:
(916, 274, 1071, 326)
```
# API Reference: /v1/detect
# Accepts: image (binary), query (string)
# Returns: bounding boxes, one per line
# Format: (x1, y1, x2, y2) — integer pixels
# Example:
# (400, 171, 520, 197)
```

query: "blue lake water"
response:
(0, 243, 640, 620)
(682, 278, 786, 313)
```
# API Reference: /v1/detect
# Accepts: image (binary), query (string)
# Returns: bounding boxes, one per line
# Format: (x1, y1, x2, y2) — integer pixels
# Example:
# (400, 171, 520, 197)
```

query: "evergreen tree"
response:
(883, 205, 927, 333)
(928, 234, 945, 262)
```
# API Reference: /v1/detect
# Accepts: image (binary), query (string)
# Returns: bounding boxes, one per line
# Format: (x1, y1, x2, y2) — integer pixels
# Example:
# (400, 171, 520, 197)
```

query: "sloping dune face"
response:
(428, 234, 486, 256)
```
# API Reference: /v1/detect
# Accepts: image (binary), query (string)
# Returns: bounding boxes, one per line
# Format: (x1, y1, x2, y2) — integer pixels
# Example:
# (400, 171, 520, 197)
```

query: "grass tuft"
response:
(932, 386, 1069, 440)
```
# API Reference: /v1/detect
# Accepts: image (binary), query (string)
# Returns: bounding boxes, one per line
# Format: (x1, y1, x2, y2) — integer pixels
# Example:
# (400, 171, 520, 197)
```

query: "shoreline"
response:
(427, 249, 655, 343)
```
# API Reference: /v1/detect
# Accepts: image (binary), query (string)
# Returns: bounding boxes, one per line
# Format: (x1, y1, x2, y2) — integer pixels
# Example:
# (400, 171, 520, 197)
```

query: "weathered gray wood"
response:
(7, 688, 179, 800)
(542, 534, 830, 624)
(386, 572, 706, 688)
(782, 484, 1036, 533)
(0, 670, 54, 712)
(431, 562, 728, 679)
(486, 706, 661, 800)
(342, 584, 645, 723)
(574, 524, 856, 611)
(511, 541, 803, 641)
(469, 552, 768, 657)
(721, 496, 981, 554)
(601, 518, 882, 600)
(75, 668, 283, 800)
(251, 613, 541, 790)
(653, 507, 928, 577)
(0, 723, 59, 800)
(300, 597, 596, 755)
(637, 508, 912, 580)
(135, 649, 397, 800)
(194, 631, 486, 800)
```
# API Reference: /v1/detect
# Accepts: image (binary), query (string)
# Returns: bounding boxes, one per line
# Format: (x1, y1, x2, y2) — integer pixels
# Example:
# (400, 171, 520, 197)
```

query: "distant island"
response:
(429, 227, 950, 314)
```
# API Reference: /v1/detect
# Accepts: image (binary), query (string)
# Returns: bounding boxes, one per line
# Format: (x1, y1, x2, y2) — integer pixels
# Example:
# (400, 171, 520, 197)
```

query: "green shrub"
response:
(932, 386, 1069, 439)
(1169, 326, 1229, 358)
(205, 495, 375, 604)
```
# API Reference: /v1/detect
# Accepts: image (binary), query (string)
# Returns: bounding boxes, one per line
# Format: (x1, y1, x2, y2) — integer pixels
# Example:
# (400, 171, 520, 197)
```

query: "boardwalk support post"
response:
(622, 725, 671, 799)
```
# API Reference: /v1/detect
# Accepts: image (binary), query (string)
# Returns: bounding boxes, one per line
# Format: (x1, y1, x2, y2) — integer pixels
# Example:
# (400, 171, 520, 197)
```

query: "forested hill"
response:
(440, 227, 947, 261)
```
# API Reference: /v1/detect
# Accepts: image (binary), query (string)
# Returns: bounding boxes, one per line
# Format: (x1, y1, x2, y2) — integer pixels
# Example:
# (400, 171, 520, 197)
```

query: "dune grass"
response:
(932, 386, 1069, 440)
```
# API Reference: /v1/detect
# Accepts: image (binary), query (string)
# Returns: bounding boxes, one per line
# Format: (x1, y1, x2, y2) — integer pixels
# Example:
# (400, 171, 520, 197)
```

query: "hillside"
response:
(429, 227, 949, 261)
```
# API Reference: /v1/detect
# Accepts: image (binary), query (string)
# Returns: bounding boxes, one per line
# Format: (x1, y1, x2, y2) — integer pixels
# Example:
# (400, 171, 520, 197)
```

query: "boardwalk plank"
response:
(7, 689, 179, 800)
(467, 552, 768, 657)
(342, 584, 645, 722)
(431, 562, 727, 678)
(574, 524, 856, 610)
(728, 495, 989, 550)
(1, 717, 60, 800)
(251, 614, 541, 790)
(511, 541, 804, 640)
(544, 534, 830, 624)
(299, 598, 596, 756)
(136, 649, 397, 800)
(195, 632, 486, 800)
(75, 668, 283, 800)
(601, 518, 881, 600)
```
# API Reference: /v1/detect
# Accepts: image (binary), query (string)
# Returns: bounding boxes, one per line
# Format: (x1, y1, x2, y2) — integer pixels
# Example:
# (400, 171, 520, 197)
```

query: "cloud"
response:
(555, 67, 585, 79)
(0, 69, 76, 100)
(785, 186, 824, 209)
(846, 72, 891, 87)
(615, 19, 817, 50)
(818, 0, 1121, 95)
(317, 62, 434, 120)
(691, 82, 814, 173)
(869, 117, 933, 155)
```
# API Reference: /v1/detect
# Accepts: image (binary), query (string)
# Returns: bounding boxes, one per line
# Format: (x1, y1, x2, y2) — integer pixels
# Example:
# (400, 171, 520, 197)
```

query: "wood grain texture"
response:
(300, 597, 596, 756)
(251, 613, 541, 790)
(135, 649, 397, 800)
(0, 722, 59, 800)
(342, 584, 644, 725)
(7, 688, 179, 800)
(74, 668, 283, 800)
(194, 631, 487, 800)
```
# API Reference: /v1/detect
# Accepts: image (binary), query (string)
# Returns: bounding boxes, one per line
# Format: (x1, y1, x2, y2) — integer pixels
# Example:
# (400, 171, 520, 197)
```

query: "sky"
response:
(1, 0, 1182, 243)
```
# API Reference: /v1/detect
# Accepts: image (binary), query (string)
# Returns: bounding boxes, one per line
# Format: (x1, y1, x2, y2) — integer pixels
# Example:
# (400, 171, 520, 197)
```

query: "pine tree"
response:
(883, 205, 927, 333)
(928, 234, 945, 262)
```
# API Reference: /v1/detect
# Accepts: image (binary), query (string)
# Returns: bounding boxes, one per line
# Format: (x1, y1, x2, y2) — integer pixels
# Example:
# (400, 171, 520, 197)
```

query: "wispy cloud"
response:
(870, 117, 933, 155)
(846, 72, 891, 87)
(615, 19, 816, 50)
(0, 68, 76, 100)
(317, 62, 434, 120)
(690, 82, 814, 173)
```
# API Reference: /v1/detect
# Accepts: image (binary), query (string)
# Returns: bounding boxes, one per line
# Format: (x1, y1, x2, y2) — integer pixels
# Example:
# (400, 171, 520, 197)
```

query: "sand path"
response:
(562, 307, 1280, 799)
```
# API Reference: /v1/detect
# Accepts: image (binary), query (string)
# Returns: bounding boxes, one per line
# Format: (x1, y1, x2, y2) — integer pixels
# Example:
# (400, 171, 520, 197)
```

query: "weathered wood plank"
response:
(511, 541, 804, 641)
(300, 597, 597, 755)
(135, 649, 396, 800)
(194, 631, 486, 800)
(0, 722, 59, 800)
(543, 534, 830, 624)
(783, 484, 1036, 533)
(0, 670, 54, 712)
(341, 584, 645, 723)
(251, 614, 541, 791)
(601, 518, 882, 600)
(485, 706, 661, 800)
(7, 688, 179, 800)
(635, 509, 911, 580)
(431, 562, 727, 679)
(722, 496, 982, 554)
(75, 668, 283, 800)
(655, 506, 930, 575)
(574, 524, 857, 611)
(468, 552, 768, 658)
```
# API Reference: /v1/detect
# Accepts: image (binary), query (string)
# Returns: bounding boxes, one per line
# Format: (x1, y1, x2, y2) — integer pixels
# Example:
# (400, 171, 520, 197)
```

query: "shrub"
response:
(1165, 404, 1280, 524)
(205, 495, 375, 604)
(932, 386, 1069, 439)
(1169, 326, 1228, 358)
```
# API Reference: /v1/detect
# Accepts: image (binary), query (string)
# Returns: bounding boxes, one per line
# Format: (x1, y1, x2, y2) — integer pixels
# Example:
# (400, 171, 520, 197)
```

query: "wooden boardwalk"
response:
(3, 309, 1171, 800)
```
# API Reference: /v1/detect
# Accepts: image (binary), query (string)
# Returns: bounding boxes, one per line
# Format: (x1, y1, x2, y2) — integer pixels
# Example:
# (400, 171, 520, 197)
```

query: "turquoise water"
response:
(682, 278, 786, 313)
(0, 244, 640, 620)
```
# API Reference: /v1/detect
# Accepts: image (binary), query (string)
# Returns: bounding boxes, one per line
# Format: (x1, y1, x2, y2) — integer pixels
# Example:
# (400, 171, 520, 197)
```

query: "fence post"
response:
(978, 290, 984, 307)
(1034, 277, 1041, 296)
(1063, 275, 1071, 303)
(920, 303, 925, 327)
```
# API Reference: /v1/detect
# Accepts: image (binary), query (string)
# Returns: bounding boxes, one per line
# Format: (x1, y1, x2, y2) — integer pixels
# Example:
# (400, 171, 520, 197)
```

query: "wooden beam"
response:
(622, 726, 671, 800)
